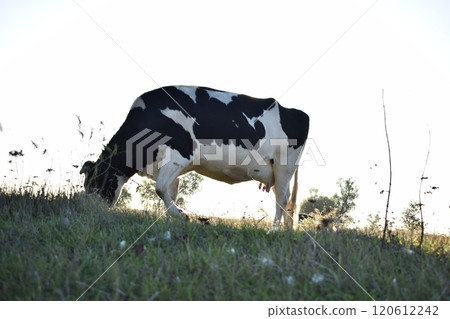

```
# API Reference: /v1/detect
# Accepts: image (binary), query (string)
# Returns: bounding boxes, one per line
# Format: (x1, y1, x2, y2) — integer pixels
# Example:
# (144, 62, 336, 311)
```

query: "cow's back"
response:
(110, 86, 308, 167)
(137, 86, 307, 143)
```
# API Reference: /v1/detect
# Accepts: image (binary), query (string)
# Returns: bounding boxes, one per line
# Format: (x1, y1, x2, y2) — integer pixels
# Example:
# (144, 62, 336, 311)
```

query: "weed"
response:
(0, 187, 448, 300)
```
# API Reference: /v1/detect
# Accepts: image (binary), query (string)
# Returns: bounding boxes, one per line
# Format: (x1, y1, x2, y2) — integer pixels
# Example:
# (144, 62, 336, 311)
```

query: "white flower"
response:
(119, 240, 126, 249)
(392, 277, 398, 287)
(311, 273, 324, 284)
(147, 236, 157, 243)
(284, 275, 295, 286)
(403, 248, 414, 255)
(260, 257, 274, 266)
(164, 230, 171, 241)
(229, 247, 236, 254)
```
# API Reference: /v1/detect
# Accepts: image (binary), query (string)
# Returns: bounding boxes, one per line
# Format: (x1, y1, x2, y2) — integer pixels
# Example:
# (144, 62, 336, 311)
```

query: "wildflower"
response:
(284, 275, 295, 286)
(119, 240, 126, 249)
(147, 236, 157, 243)
(229, 247, 236, 254)
(403, 248, 414, 255)
(311, 273, 324, 284)
(260, 257, 274, 266)
(164, 230, 171, 241)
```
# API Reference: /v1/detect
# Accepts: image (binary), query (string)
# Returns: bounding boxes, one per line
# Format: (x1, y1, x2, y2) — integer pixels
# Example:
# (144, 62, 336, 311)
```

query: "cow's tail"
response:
(284, 168, 298, 230)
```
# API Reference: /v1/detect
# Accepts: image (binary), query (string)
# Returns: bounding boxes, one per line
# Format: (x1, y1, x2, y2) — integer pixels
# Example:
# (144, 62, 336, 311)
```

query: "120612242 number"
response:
(373, 305, 439, 316)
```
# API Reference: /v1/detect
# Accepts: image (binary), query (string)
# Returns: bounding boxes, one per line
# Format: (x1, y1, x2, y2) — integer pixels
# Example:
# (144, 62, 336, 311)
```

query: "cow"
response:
(80, 86, 309, 230)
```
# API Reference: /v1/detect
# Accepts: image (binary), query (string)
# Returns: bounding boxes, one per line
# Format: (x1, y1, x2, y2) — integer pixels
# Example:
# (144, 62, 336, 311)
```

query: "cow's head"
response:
(80, 160, 126, 205)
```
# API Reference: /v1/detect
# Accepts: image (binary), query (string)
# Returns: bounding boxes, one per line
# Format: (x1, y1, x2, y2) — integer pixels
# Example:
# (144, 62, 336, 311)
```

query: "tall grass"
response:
(0, 186, 448, 300)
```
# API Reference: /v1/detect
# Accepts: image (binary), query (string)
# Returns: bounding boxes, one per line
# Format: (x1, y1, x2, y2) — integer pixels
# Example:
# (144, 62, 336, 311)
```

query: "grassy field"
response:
(0, 187, 448, 301)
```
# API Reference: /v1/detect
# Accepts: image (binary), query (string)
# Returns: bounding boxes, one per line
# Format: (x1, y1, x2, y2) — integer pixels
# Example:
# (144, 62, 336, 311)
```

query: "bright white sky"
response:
(1, 0, 449, 234)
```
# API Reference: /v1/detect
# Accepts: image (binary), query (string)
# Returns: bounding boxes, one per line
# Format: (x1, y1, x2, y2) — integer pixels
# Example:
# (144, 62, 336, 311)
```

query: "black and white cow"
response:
(81, 86, 309, 229)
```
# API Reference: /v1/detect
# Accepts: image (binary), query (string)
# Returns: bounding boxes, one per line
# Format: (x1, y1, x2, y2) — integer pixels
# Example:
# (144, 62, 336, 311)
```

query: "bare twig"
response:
(418, 130, 431, 249)
(381, 90, 392, 247)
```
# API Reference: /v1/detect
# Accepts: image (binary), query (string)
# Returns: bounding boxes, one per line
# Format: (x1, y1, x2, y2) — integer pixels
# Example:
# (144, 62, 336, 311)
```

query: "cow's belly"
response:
(192, 143, 275, 187)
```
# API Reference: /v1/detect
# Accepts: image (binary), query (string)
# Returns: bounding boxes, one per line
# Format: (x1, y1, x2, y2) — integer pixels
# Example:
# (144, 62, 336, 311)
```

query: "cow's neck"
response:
(100, 142, 136, 179)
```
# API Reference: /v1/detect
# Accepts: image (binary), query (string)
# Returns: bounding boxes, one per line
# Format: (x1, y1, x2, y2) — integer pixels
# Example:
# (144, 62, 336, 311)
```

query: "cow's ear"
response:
(80, 161, 95, 175)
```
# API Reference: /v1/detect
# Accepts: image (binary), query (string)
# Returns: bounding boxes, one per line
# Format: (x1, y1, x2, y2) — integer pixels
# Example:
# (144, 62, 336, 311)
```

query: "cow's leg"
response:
(273, 183, 290, 228)
(283, 168, 298, 230)
(270, 165, 297, 232)
(168, 177, 180, 202)
(167, 177, 189, 219)
(155, 164, 188, 220)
